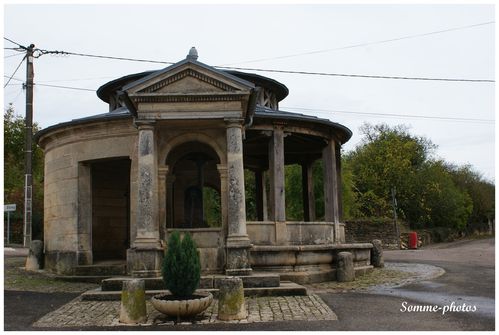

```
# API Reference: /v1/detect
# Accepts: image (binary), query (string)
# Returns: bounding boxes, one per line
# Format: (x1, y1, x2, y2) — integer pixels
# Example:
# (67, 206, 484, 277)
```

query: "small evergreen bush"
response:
(162, 231, 201, 297)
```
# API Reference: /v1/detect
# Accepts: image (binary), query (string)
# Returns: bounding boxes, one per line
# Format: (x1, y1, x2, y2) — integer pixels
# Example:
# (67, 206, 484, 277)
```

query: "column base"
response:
(225, 235, 253, 276)
(127, 247, 163, 278)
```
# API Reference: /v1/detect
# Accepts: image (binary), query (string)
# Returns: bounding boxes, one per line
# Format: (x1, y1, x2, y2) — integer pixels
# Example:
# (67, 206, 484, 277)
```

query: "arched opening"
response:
(166, 142, 221, 229)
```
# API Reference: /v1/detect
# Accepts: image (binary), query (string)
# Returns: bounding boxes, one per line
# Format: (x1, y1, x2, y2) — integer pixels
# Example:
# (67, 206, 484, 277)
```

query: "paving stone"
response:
(32, 294, 337, 327)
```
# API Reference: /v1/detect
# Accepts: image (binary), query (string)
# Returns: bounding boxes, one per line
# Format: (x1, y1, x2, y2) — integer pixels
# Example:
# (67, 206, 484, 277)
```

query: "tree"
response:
(345, 123, 435, 222)
(448, 164, 495, 232)
(345, 123, 473, 231)
(4, 104, 44, 241)
(410, 161, 472, 230)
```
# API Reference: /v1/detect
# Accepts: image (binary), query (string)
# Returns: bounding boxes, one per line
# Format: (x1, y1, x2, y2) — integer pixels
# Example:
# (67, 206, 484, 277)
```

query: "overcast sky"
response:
(3, 4, 495, 181)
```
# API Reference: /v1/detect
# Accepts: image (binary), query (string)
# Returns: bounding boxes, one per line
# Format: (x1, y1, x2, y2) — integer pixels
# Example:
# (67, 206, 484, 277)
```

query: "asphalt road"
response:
(3, 237, 495, 331)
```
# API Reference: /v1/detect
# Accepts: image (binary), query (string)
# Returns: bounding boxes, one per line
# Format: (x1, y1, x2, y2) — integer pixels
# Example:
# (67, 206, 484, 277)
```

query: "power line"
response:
(31, 47, 495, 83)
(221, 21, 495, 66)
(3, 76, 95, 91)
(283, 106, 495, 123)
(215, 66, 495, 83)
(34, 83, 95, 91)
(3, 75, 493, 124)
(4, 52, 25, 59)
(37, 49, 175, 65)
(3, 37, 26, 49)
(37, 75, 117, 83)
(4, 55, 26, 88)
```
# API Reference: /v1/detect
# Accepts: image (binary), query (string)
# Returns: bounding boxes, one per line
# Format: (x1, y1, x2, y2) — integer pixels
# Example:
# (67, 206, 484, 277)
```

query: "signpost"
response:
(4, 204, 16, 244)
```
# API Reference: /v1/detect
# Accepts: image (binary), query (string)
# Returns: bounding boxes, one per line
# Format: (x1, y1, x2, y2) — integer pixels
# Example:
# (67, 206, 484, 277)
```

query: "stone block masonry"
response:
(345, 219, 408, 249)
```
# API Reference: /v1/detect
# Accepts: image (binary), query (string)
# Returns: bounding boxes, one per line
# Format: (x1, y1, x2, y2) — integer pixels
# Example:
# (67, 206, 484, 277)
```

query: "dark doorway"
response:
(91, 158, 131, 261)
(167, 142, 221, 229)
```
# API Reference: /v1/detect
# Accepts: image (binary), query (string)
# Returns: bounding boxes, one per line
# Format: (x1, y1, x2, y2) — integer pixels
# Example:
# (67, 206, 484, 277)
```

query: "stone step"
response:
(73, 263, 127, 277)
(101, 272, 281, 291)
(81, 281, 308, 301)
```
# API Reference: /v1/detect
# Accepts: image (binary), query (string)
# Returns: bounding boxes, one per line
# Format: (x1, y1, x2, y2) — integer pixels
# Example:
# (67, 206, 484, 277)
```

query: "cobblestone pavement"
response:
(33, 294, 336, 328)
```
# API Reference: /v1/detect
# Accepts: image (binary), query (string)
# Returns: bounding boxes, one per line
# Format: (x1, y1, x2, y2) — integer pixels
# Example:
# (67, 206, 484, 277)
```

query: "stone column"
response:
(225, 118, 252, 276)
(217, 164, 228, 233)
(323, 138, 340, 243)
(255, 170, 264, 221)
(158, 166, 169, 242)
(262, 170, 268, 221)
(127, 121, 163, 277)
(269, 125, 285, 222)
(301, 161, 316, 222)
(336, 142, 343, 221)
(269, 124, 286, 244)
(166, 174, 175, 229)
(77, 162, 92, 265)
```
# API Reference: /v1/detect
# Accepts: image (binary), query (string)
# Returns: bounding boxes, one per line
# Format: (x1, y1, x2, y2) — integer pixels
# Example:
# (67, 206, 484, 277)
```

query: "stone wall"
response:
(345, 219, 407, 249)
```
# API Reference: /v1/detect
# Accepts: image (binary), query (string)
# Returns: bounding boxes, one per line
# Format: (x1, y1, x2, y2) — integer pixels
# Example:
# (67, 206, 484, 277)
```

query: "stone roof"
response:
(34, 105, 352, 144)
(97, 69, 289, 104)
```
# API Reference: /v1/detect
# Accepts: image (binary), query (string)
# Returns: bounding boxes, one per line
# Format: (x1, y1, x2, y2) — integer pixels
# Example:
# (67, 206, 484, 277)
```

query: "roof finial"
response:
(187, 47, 198, 61)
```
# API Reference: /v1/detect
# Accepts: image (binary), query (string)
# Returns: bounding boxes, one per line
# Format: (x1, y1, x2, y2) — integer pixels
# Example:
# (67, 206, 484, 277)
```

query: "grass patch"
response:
(4, 257, 98, 293)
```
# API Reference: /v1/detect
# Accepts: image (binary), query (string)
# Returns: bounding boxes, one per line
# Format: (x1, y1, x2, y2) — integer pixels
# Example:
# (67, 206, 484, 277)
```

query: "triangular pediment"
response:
(123, 60, 254, 96)
(138, 68, 237, 94)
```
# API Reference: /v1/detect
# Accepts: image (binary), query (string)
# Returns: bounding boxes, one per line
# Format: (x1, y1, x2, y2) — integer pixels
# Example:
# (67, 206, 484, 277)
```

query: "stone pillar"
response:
(119, 279, 147, 324)
(166, 174, 175, 229)
(262, 170, 268, 221)
(323, 138, 340, 243)
(158, 166, 169, 242)
(225, 119, 252, 276)
(77, 162, 92, 265)
(217, 277, 247, 321)
(371, 239, 384, 268)
(336, 142, 343, 221)
(127, 121, 163, 277)
(255, 170, 264, 221)
(336, 251, 355, 282)
(269, 125, 286, 223)
(25, 240, 44, 271)
(301, 161, 316, 222)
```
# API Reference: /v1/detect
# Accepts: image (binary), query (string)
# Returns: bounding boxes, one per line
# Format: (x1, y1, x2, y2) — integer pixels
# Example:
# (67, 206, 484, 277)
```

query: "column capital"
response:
(217, 164, 228, 176)
(272, 121, 286, 128)
(134, 119, 156, 130)
(224, 118, 244, 128)
(158, 165, 169, 178)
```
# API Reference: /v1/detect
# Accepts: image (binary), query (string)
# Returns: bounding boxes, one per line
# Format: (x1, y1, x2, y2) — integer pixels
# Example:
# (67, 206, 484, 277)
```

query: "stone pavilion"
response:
(36, 48, 373, 283)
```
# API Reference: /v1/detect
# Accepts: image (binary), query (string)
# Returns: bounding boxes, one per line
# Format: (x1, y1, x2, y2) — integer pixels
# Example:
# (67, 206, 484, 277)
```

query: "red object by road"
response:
(409, 232, 418, 249)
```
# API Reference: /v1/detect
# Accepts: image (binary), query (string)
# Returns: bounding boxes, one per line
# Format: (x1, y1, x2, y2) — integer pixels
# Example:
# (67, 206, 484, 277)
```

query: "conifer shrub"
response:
(162, 231, 201, 297)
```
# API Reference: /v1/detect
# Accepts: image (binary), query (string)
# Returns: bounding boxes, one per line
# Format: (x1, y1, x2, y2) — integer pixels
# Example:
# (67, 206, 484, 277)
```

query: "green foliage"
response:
(411, 161, 473, 230)
(203, 187, 221, 227)
(162, 231, 201, 297)
(312, 160, 325, 220)
(285, 164, 303, 221)
(4, 104, 44, 240)
(447, 164, 495, 232)
(345, 124, 434, 222)
(340, 159, 360, 220)
(345, 123, 479, 231)
(244, 169, 257, 221)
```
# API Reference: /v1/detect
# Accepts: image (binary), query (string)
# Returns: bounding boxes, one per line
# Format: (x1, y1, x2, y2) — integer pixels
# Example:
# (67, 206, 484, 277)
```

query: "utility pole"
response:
(23, 44, 35, 248)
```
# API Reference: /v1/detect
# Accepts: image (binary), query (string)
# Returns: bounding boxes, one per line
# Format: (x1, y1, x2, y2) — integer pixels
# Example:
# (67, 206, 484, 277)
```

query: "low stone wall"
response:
(247, 221, 345, 246)
(249, 243, 373, 284)
(344, 219, 407, 249)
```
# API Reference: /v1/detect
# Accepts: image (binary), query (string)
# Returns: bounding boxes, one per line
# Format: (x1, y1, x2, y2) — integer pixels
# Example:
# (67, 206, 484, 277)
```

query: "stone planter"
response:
(151, 291, 213, 318)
